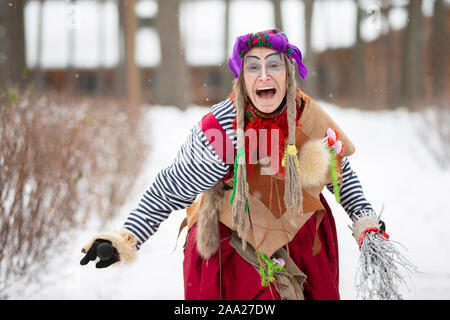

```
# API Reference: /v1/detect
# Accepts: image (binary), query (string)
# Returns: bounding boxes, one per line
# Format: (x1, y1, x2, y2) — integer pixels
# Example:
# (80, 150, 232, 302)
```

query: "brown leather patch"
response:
(303, 190, 325, 213)
(296, 89, 312, 104)
(248, 164, 286, 217)
(219, 190, 317, 257)
(295, 127, 310, 149)
(297, 91, 355, 157)
(247, 164, 324, 219)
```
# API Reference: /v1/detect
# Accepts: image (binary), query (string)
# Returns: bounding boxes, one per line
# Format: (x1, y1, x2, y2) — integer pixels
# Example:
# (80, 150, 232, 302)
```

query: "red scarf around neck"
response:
(232, 97, 303, 180)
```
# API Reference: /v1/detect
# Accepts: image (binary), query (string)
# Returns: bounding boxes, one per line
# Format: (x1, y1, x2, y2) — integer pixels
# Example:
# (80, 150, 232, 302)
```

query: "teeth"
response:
(256, 87, 276, 98)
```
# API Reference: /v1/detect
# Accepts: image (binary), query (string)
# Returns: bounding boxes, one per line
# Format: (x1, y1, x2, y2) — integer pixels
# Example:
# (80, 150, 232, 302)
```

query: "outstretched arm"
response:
(123, 124, 230, 249)
(326, 157, 376, 222)
(330, 159, 416, 299)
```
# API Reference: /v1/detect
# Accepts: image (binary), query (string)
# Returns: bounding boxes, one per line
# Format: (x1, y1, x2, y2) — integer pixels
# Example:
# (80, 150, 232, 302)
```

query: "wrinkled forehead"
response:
(244, 47, 283, 63)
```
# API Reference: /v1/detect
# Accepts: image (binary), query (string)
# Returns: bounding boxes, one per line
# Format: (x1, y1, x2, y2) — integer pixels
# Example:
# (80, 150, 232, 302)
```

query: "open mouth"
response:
(256, 87, 276, 99)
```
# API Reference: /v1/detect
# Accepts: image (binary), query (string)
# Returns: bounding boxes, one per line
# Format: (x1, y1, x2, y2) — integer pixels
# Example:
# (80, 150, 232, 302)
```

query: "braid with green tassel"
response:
(229, 146, 248, 212)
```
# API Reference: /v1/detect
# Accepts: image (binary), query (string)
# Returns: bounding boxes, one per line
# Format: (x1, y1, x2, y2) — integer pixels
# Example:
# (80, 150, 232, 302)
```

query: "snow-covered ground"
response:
(10, 99, 449, 300)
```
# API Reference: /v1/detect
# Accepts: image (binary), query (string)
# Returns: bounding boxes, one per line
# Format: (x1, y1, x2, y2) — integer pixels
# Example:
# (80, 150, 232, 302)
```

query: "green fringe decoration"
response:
(329, 147, 341, 203)
(258, 266, 269, 287)
(229, 147, 248, 212)
(257, 252, 286, 287)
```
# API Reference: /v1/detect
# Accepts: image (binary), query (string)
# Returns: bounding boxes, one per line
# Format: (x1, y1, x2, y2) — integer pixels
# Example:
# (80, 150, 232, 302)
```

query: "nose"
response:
(259, 66, 269, 80)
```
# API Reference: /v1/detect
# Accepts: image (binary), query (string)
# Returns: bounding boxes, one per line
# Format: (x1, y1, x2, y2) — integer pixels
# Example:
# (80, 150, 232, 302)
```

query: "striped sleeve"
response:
(210, 98, 237, 149)
(123, 122, 231, 249)
(326, 157, 375, 222)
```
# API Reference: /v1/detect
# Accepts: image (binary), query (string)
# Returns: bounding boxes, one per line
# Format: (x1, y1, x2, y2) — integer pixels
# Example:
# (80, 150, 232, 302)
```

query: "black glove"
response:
(80, 239, 120, 268)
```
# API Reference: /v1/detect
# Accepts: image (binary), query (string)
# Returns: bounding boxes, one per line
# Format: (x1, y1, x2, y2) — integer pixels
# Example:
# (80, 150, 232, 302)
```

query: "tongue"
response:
(259, 89, 275, 99)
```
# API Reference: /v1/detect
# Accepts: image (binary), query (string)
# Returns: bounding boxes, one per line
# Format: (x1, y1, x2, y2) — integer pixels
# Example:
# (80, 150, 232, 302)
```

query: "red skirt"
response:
(183, 194, 340, 300)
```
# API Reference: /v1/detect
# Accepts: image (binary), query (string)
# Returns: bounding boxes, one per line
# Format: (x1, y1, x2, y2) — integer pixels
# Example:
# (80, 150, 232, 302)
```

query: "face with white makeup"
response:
(243, 47, 287, 113)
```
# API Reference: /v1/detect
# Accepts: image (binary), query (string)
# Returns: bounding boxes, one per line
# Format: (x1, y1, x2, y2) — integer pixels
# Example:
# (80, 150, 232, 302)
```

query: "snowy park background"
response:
(1, 0, 449, 300)
(15, 102, 450, 300)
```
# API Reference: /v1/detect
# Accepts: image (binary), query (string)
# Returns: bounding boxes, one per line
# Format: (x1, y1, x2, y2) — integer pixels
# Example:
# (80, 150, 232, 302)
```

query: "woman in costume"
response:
(80, 29, 415, 300)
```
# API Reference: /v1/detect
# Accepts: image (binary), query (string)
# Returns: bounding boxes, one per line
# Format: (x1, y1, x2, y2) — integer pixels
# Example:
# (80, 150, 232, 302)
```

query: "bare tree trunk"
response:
(272, 0, 283, 30)
(381, 2, 396, 108)
(124, 0, 141, 104)
(303, 0, 314, 62)
(34, 0, 46, 92)
(66, 0, 77, 94)
(351, 0, 366, 106)
(0, 0, 26, 89)
(117, 0, 142, 104)
(302, 0, 316, 96)
(219, 0, 233, 98)
(97, 0, 107, 96)
(116, 0, 127, 99)
(401, 0, 424, 110)
(155, 0, 191, 109)
(429, 0, 448, 107)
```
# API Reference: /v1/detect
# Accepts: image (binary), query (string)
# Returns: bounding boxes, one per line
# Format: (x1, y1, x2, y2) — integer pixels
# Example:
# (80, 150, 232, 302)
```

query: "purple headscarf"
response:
(228, 29, 308, 80)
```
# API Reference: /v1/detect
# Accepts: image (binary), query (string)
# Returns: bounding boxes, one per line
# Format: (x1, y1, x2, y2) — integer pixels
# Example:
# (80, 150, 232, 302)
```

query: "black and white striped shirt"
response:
(124, 99, 374, 248)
